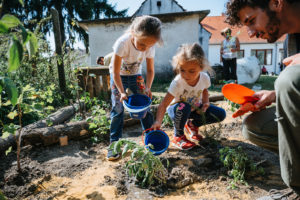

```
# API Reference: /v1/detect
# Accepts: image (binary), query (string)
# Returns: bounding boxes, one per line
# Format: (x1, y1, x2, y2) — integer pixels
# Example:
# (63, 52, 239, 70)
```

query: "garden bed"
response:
(0, 100, 286, 200)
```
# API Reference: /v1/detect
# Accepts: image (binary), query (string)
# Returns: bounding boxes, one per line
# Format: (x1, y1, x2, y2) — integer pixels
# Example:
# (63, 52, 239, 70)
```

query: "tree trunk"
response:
(51, 8, 67, 96)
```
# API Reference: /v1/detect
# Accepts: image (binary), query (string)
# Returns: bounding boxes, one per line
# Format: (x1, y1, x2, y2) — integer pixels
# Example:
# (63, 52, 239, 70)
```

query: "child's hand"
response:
(151, 120, 161, 130)
(201, 102, 210, 112)
(145, 87, 152, 99)
(120, 92, 128, 102)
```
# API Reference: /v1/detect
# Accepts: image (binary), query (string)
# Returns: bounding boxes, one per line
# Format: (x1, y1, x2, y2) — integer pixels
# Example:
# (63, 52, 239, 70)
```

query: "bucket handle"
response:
(142, 128, 163, 145)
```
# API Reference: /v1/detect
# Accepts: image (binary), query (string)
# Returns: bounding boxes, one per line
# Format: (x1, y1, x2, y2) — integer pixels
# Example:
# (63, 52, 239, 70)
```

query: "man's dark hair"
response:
(225, 0, 270, 26)
(225, 0, 300, 26)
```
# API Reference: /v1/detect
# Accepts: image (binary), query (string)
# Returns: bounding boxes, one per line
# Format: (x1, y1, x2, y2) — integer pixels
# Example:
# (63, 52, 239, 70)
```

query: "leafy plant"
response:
(87, 102, 110, 143)
(219, 146, 265, 189)
(0, 190, 7, 200)
(110, 139, 168, 187)
(0, 13, 38, 171)
(162, 113, 172, 128)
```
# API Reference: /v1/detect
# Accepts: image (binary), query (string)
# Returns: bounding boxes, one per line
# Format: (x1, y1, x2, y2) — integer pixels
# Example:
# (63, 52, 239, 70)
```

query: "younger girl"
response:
(108, 15, 163, 160)
(152, 43, 226, 150)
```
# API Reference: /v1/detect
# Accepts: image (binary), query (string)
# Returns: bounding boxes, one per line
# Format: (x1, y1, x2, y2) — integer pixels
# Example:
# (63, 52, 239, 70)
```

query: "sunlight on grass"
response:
(209, 75, 278, 93)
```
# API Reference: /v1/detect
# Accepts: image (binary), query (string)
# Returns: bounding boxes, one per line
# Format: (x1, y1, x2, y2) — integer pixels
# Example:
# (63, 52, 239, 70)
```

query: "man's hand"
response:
(283, 53, 300, 67)
(253, 90, 276, 110)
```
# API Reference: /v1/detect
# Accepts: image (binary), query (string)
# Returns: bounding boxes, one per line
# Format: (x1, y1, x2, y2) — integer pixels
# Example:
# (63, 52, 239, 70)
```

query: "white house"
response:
(78, 0, 211, 78)
(201, 15, 285, 74)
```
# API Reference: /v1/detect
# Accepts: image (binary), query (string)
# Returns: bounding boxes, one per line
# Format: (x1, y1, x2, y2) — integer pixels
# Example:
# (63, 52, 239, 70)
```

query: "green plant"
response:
(87, 103, 110, 143)
(0, 189, 7, 200)
(219, 146, 265, 189)
(162, 113, 172, 127)
(0, 13, 38, 171)
(151, 95, 163, 105)
(110, 139, 168, 187)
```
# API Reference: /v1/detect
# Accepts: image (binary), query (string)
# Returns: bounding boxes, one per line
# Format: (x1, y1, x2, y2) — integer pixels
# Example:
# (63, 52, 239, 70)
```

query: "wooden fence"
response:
(77, 66, 111, 100)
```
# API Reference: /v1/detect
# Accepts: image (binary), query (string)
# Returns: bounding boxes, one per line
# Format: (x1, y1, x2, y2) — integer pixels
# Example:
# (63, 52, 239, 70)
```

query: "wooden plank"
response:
(87, 76, 94, 98)
(94, 76, 101, 97)
(81, 66, 110, 76)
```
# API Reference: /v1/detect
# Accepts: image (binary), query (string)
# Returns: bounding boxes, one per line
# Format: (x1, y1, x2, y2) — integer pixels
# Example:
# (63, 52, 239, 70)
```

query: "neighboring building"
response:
(79, 0, 210, 78)
(201, 15, 285, 74)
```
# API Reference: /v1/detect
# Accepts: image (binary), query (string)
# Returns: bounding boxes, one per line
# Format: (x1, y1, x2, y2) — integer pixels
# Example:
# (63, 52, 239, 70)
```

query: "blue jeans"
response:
(110, 74, 153, 143)
(167, 102, 226, 137)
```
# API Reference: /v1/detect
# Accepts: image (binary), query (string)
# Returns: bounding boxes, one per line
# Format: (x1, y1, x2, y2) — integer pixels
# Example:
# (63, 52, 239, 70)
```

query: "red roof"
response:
(201, 15, 285, 44)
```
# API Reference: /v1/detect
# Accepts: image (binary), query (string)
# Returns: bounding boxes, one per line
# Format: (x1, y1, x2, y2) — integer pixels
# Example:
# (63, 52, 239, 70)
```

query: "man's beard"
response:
(265, 9, 281, 43)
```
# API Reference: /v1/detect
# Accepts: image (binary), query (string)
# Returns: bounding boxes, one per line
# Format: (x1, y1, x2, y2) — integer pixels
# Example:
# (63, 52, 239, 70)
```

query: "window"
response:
(251, 49, 272, 65)
(237, 50, 244, 59)
(157, 1, 161, 7)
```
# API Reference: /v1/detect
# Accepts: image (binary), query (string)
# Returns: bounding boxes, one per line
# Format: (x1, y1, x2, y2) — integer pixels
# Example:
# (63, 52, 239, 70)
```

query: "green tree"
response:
(0, 0, 128, 51)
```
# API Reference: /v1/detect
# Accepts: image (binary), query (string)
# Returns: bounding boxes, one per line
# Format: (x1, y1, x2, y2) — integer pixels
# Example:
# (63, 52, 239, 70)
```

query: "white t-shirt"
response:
(168, 72, 211, 108)
(109, 33, 156, 75)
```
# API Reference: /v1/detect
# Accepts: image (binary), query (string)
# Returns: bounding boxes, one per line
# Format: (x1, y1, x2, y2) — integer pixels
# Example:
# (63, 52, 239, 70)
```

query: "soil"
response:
(0, 100, 286, 200)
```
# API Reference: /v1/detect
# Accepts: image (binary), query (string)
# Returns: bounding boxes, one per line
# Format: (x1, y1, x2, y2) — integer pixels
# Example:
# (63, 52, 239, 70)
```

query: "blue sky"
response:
(108, 0, 228, 16)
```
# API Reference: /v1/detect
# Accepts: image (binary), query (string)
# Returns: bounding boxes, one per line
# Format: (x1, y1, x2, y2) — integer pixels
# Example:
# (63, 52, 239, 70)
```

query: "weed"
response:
(162, 113, 172, 128)
(110, 139, 169, 187)
(219, 146, 265, 189)
(86, 100, 110, 143)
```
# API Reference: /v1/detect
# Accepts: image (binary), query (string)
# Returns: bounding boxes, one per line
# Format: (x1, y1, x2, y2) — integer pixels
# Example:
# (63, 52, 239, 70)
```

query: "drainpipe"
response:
(274, 43, 278, 74)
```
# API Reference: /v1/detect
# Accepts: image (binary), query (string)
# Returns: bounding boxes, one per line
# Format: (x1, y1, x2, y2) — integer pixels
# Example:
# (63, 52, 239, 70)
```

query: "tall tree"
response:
(0, 0, 128, 51)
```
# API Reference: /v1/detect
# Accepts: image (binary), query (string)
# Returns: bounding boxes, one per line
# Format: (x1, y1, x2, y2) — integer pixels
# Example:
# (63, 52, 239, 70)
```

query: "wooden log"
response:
(209, 94, 224, 102)
(22, 121, 90, 146)
(87, 76, 94, 98)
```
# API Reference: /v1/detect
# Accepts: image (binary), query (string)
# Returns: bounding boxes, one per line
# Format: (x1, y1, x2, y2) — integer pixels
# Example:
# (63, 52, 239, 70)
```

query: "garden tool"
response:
(222, 83, 260, 118)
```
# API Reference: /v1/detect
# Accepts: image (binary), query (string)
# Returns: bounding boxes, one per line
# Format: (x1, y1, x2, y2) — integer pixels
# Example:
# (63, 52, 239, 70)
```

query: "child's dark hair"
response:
(172, 43, 212, 74)
(128, 15, 163, 45)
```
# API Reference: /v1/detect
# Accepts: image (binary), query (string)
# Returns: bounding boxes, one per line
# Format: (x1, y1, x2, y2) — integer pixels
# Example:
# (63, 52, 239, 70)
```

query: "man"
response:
(225, 0, 300, 199)
(96, 56, 104, 65)
(220, 27, 240, 83)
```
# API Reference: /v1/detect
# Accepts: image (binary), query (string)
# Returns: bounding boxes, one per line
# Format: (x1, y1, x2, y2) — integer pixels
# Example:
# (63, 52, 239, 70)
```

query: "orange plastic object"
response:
(222, 84, 258, 105)
(232, 102, 256, 118)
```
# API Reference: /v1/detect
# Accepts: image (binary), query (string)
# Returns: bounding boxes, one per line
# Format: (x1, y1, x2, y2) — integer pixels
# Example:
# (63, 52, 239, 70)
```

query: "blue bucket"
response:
(143, 129, 170, 155)
(123, 94, 151, 119)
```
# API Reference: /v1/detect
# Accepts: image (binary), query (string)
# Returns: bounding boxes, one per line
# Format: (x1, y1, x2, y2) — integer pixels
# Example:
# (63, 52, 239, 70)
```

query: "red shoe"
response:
(172, 135, 196, 150)
(184, 121, 203, 142)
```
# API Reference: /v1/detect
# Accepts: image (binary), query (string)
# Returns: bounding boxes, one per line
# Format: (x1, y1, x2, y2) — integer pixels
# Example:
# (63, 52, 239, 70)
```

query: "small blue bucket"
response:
(142, 129, 170, 155)
(123, 94, 151, 119)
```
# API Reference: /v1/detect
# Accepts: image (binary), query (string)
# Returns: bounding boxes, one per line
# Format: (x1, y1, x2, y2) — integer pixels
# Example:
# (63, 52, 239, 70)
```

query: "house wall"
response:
(208, 42, 284, 74)
(199, 26, 211, 58)
(134, 0, 184, 16)
(88, 15, 202, 78)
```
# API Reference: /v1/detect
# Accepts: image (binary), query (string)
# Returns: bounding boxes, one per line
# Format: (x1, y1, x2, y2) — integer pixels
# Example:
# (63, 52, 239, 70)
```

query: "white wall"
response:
(199, 26, 211, 58)
(134, 0, 184, 16)
(208, 42, 283, 74)
(88, 15, 202, 78)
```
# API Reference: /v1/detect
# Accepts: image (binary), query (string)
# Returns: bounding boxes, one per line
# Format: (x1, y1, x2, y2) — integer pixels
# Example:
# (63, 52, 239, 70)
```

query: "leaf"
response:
(1, 131, 11, 139)
(20, 26, 29, 44)
(28, 32, 38, 57)
(5, 146, 12, 156)
(0, 14, 21, 29)
(18, 0, 24, 6)
(4, 78, 18, 106)
(7, 110, 18, 120)
(0, 21, 8, 33)
(122, 143, 130, 156)
(8, 39, 23, 72)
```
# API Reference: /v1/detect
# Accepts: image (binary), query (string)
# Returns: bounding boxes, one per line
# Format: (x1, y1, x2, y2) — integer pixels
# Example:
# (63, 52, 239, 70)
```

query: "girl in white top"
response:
(108, 15, 163, 160)
(152, 43, 226, 150)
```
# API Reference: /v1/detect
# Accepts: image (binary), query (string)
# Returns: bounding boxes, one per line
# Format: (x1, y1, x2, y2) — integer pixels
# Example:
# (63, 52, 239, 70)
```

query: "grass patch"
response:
(209, 75, 278, 93)
(152, 79, 171, 93)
